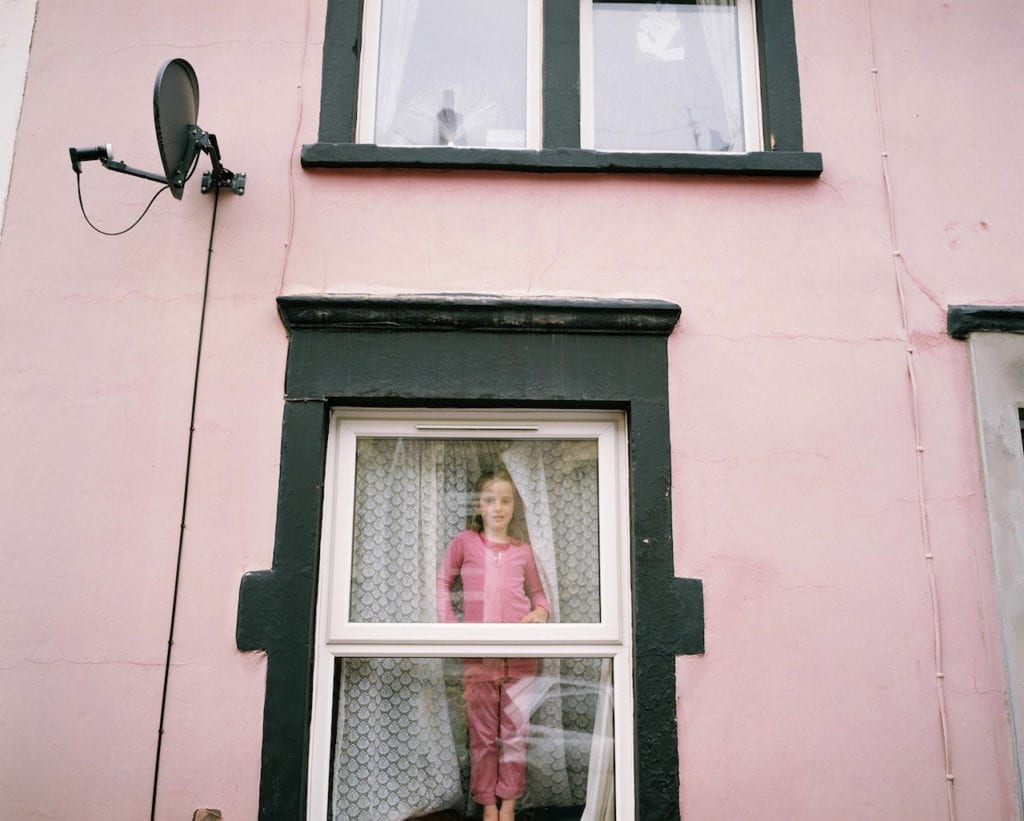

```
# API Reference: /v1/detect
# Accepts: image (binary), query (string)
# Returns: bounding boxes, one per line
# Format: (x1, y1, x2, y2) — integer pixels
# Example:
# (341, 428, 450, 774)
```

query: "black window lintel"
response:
(947, 305, 1024, 339)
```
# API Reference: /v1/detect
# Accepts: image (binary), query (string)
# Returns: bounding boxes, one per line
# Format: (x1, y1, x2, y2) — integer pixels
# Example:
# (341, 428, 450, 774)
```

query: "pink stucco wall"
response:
(1, 1, 1021, 819)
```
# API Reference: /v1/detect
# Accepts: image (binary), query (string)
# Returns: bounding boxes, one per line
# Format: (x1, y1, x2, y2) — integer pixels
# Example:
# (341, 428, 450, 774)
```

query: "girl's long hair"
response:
(467, 467, 529, 543)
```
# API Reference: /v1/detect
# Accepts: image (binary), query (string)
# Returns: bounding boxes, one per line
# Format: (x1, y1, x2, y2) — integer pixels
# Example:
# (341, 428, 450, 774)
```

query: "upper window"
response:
(358, 0, 757, 153)
(304, 0, 822, 175)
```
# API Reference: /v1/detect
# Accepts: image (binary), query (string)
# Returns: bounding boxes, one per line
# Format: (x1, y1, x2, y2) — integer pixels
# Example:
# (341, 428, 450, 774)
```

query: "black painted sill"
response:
(301, 142, 823, 177)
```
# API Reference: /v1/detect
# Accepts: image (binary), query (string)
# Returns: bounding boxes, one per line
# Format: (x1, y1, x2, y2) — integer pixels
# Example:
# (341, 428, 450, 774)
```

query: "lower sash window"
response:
(329, 656, 616, 820)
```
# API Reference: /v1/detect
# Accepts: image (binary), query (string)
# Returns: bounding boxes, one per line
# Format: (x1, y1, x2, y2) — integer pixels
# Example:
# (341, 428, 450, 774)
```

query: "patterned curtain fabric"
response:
(332, 438, 608, 820)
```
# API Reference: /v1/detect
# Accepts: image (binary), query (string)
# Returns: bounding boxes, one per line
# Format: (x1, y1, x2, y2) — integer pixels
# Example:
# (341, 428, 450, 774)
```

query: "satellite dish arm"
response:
(71, 126, 246, 196)
(69, 145, 167, 185)
(100, 157, 170, 185)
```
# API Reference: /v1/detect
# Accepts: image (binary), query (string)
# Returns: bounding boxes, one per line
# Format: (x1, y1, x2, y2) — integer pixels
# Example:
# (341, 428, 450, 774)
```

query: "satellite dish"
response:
(69, 57, 245, 202)
(154, 58, 201, 200)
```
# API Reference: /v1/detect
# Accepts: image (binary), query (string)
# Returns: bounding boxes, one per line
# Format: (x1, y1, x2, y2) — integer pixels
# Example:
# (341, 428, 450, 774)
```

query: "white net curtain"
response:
(331, 438, 612, 820)
(592, 0, 745, 152)
(374, 0, 529, 147)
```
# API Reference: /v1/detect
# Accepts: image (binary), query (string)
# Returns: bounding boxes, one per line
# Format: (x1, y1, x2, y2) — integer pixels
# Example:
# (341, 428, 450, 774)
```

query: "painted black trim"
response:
(947, 305, 1024, 340)
(307, 0, 821, 177)
(301, 143, 823, 176)
(543, 0, 581, 150)
(757, 0, 805, 151)
(237, 294, 702, 820)
(237, 400, 328, 821)
(277, 293, 682, 335)
(317, 0, 361, 143)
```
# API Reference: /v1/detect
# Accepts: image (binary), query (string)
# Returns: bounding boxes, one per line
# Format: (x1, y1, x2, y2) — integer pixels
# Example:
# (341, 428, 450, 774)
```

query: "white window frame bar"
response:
(356, 0, 543, 148)
(579, 0, 763, 153)
(579, 0, 596, 148)
(307, 408, 635, 820)
(735, 0, 763, 151)
(354, 0, 383, 143)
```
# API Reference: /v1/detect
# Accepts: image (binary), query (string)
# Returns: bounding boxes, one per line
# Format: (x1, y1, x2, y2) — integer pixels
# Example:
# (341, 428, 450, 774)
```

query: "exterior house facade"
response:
(2, 1, 1023, 819)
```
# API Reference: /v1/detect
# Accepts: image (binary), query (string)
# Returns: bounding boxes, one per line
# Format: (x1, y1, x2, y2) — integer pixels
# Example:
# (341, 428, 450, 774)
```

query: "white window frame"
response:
(355, 0, 544, 148)
(579, 0, 764, 153)
(306, 408, 635, 820)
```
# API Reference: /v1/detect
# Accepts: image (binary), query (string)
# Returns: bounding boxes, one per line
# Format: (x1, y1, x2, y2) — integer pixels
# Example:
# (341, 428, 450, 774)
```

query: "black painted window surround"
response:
(947, 305, 1024, 341)
(947, 303, 1024, 456)
(302, 0, 822, 177)
(236, 295, 705, 820)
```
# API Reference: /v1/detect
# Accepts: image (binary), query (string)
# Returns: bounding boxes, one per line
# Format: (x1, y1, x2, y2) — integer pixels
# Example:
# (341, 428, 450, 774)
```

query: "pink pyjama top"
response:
(436, 530, 551, 625)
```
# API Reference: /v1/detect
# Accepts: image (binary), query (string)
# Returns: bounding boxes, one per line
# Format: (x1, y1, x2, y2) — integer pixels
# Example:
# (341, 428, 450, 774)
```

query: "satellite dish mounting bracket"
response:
(189, 126, 246, 196)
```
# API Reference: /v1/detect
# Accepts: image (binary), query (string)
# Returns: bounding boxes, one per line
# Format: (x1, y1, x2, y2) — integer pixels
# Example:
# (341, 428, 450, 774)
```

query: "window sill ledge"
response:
(301, 143, 823, 177)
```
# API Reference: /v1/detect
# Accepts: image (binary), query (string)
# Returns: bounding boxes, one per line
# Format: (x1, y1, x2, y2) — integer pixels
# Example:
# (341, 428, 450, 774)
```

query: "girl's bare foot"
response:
(498, 798, 516, 821)
(482, 803, 499, 821)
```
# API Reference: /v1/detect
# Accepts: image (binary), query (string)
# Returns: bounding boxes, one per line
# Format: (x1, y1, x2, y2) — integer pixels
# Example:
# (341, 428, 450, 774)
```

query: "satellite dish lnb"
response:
(69, 57, 245, 200)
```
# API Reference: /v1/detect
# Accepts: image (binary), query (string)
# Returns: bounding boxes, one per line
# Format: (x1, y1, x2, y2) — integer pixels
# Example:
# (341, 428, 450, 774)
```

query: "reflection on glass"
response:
(349, 438, 601, 624)
(375, 0, 529, 147)
(593, 1, 745, 151)
(330, 657, 615, 821)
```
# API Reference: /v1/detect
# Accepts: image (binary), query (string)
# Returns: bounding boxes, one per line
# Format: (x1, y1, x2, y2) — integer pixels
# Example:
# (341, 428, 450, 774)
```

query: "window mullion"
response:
(543, 0, 582, 148)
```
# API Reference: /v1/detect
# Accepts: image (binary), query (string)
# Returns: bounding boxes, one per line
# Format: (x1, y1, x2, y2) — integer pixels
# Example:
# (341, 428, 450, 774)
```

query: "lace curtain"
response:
(375, 0, 421, 143)
(331, 438, 612, 820)
(372, 0, 528, 147)
(695, 0, 745, 150)
(592, 0, 744, 152)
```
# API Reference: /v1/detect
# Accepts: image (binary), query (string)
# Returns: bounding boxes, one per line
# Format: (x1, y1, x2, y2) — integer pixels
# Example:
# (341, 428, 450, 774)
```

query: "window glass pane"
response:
(375, 0, 529, 147)
(592, 0, 746, 151)
(330, 656, 614, 820)
(349, 437, 601, 624)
